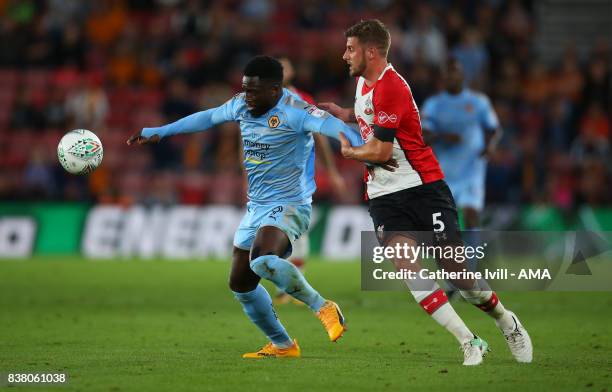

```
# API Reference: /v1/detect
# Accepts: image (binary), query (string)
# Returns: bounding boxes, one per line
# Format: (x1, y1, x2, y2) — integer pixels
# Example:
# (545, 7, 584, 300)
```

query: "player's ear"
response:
(366, 46, 376, 60)
(271, 82, 281, 96)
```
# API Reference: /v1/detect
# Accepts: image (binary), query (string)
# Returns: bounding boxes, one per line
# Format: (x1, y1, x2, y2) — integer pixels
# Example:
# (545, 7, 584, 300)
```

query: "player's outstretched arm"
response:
(303, 108, 364, 147)
(317, 102, 356, 123)
(305, 109, 397, 171)
(338, 126, 394, 164)
(127, 109, 222, 145)
(127, 100, 236, 145)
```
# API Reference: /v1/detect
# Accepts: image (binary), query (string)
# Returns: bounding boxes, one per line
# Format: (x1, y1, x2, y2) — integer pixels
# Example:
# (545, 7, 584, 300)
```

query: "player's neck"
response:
(446, 87, 463, 95)
(363, 60, 389, 86)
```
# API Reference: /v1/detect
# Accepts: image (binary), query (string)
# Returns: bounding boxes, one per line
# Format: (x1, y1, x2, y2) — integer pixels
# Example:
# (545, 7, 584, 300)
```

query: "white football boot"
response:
(497, 311, 533, 363)
(461, 336, 490, 366)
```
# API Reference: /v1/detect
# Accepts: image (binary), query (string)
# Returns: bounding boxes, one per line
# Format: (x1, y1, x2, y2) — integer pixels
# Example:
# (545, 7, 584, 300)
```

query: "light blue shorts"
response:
(447, 177, 485, 211)
(233, 202, 311, 258)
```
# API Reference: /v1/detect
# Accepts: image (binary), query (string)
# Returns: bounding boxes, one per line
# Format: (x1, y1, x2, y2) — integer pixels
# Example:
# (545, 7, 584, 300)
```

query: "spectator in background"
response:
(522, 62, 551, 106)
(582, 57, 610, 110)
(86, 1, 127, 48)
(23, 147, 55, 199)
(579, 102, 610, 144)
(554, 46, 584, 103)
(570, 102, 610, 164)
(65, 73, 109, 130)
(149, 77, 198, 170)
(400, 4, 446, 66)
(10, 88, 44, 130)
(451, 28, 488, 87)
(44, 87, 68, 129)
(0, 0, 609, 209)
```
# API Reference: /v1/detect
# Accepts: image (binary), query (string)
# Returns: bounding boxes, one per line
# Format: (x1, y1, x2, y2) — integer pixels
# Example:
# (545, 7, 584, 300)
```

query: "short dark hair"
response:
(345, 19, 391, 57)
(243, 55, 283, 84)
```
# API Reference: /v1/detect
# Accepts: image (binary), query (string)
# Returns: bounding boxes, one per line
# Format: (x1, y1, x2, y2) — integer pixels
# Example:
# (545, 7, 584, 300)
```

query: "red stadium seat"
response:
(0, 69, 19, 87)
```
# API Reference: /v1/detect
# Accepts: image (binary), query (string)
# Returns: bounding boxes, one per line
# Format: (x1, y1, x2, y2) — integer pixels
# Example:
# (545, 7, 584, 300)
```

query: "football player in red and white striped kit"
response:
(320, 19, 532, 366)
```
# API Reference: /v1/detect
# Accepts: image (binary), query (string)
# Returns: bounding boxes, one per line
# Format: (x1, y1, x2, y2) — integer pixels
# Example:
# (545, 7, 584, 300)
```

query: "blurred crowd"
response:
(0, 0, 610, 207)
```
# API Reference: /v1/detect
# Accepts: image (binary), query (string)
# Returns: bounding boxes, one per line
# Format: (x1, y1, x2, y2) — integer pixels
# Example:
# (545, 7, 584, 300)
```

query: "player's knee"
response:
(250, 254, 277, 279)
(228, 273, 259, 293)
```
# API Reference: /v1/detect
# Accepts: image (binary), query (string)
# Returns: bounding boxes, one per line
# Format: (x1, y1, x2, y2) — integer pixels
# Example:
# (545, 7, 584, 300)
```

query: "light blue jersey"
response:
(142, 88, 362, 205)
(141, 88, 363, 252)
(421, 89, 499, 210)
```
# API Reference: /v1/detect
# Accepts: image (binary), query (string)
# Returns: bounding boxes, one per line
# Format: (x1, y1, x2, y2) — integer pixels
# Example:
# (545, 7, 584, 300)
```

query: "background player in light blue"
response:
(127, 56, 363, 358)
(422, 58, 502, 230)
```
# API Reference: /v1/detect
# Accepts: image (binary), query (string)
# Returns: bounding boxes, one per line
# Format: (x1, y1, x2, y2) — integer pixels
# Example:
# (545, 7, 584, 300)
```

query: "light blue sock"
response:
(250, 254, 326, 312)
(464, 229, 481, 273)
(233, 285, 293, 348)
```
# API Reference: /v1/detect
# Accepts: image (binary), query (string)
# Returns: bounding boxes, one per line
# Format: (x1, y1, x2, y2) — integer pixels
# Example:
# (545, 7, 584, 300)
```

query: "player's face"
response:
(242, 76, 280, 116)
(445, 62, 464, 92)
(343, 37, 366, 77)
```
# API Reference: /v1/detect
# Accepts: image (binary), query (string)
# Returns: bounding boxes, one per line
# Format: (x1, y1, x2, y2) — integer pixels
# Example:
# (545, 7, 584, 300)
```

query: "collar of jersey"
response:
(362, 63, 394, 94)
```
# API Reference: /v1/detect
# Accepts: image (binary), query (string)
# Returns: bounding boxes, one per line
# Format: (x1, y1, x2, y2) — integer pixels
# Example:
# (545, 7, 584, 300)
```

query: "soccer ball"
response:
(57, 129, 103, 175)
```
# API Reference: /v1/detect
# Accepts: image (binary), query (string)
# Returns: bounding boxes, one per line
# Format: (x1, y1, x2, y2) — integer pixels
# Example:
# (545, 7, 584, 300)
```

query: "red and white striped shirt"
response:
(354, 64, 443, 199)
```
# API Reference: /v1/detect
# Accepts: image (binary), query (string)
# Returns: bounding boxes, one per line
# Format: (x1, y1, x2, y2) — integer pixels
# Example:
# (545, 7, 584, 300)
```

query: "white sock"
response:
(407, 279, 474, 343)
(460, 289, 515, 331)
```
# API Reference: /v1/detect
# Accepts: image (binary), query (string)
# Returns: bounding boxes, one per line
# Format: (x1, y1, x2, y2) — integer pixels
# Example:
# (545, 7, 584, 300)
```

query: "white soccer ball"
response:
(57, 129, 104, 175)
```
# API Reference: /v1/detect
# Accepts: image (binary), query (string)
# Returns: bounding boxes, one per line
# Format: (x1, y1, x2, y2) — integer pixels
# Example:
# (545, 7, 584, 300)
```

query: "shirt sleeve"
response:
(141, 95, 240, 139)
(302, 105, 364, 147)
(420, 98, 438, 132)
(478, 95, 499, 132)
(372, 79, 408, 129)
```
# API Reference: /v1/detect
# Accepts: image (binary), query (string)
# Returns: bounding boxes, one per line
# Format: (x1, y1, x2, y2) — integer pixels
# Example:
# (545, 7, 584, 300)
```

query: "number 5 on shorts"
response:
(432, 212, 445, 232)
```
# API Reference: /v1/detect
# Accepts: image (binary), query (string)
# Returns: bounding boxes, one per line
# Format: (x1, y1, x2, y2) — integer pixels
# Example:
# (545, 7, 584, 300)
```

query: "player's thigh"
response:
(453, 180, 485, 214)
(414, 180, 462, 245)
(233, 203, 257, 253)
(255, 204, 311, 259)
(251, 226, 291, 259)
(368, 195, 419, 246)
(229, 246, 260, 292)
(384, 233, 423, 272)
(420, 182, 479, 289)
(289, 234, 309, 265)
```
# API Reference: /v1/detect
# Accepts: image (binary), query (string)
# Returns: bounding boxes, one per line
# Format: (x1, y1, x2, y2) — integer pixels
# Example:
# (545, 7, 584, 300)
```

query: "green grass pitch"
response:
(1, 258, 611, 392)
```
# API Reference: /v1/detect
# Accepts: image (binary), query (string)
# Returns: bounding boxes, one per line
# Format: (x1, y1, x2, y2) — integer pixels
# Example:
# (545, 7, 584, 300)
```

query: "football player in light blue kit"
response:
(422, 58, 502, 230)
(127, 56, 362, 358)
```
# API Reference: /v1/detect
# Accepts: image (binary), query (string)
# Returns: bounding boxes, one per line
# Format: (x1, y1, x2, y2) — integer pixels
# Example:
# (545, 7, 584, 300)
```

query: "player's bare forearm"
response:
(314, 133, 340, 173)
(318, 102, 356, 123)
(423, 129, 461, 145)
(126, 132, 160, 145)
(482, 127, 502, 157)
(347, 109, 356, 123)
(340, 136, 393, 164)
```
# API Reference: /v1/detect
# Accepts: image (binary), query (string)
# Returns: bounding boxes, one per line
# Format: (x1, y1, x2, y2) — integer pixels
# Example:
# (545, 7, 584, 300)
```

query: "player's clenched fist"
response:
(126, 130, 160, 145)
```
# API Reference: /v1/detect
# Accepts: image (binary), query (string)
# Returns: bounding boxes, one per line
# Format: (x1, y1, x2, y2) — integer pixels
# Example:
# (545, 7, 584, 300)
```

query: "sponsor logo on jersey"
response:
(377, 111, 398, 125)
(244, 139, 271, 164)
(268, 115, 280, 128)
(357, 117, 373, 140)
(364, 98, 374, 115)
(465, 103, 474, 113)
(306, 105, 327, 118)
